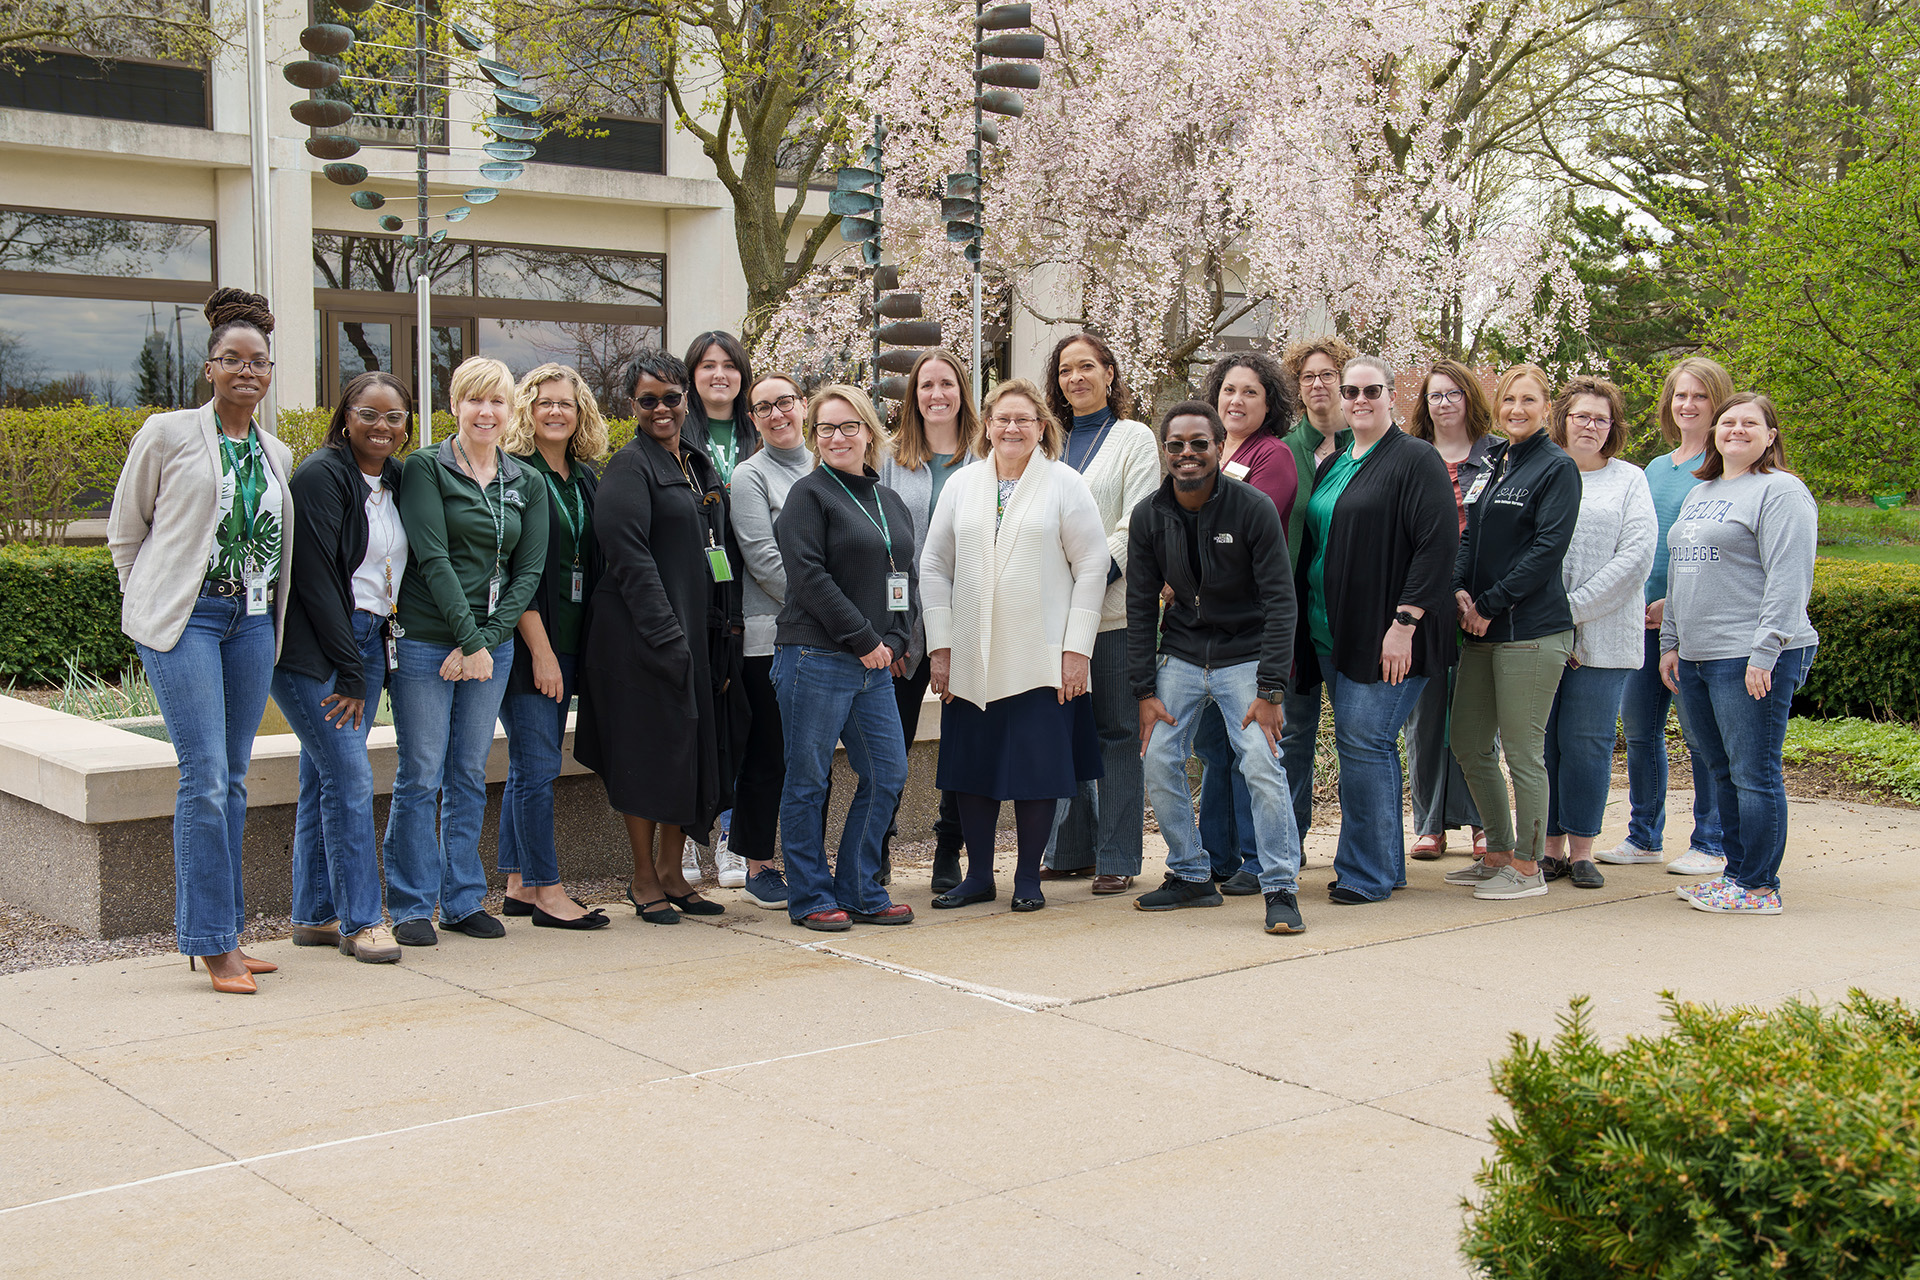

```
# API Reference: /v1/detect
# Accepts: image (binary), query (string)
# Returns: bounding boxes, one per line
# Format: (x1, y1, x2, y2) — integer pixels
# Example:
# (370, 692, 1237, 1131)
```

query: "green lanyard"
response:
(710, 421, 738, 485)
(219, 429, 265, 547)
(454, 436, 507, 596)
(543, 470, 582, 550)
(827, 468, 895, 571)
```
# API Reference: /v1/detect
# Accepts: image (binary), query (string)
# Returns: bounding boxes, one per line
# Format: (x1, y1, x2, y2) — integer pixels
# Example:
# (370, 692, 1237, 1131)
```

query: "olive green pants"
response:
(1449, 632, 1574, 860)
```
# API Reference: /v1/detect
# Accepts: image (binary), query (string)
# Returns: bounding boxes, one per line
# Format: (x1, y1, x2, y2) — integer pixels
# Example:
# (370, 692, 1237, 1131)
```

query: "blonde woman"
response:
(386, 356, 549, 946)
(496, 363, 610, 930)
(922, 378, 1109, 912)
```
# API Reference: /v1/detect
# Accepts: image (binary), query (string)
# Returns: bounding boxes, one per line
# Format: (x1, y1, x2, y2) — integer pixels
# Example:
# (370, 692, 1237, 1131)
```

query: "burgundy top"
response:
(1221, 431, 1299, 529)
(1444, 459, 1469, 534)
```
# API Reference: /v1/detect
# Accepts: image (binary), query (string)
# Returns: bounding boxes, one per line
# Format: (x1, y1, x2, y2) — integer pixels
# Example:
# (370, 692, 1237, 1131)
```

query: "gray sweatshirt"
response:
(1659, 469, 1819, 670)
(730, 440, 814, 656)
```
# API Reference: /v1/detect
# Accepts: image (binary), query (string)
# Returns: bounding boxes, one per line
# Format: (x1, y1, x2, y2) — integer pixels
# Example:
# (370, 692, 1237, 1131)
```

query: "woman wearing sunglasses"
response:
(574, 349, 746, 924)
(1294, 356, 1460, 905)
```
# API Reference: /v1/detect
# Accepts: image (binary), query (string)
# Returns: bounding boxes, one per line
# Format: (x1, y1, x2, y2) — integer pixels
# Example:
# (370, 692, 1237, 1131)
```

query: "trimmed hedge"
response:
(1801, 560, 1920, 721)
(0, 544, 135, 680)
(1463, 992, 1920, 1277)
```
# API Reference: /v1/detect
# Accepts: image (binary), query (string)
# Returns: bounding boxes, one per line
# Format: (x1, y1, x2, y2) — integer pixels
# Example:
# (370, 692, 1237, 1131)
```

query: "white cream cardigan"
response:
(921, 453, 1110, 709)
(1078, 418, 1162, 632)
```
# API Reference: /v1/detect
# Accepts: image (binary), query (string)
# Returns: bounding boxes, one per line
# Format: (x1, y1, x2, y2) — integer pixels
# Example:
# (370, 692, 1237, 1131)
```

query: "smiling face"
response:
(692, 342, 741, 417)
(456, 378, 512, 451)
(1668, 371, 1713, 441)
(1342, 363, 1390, 435)
(1056, 340, 1113, 417)
(813, 396, 872, 475)
(1500, 373, 1550, 443)
(343, 382, 408, 473)
(1164, 414, 1219, 492)
(532, 378, 578, 453)
(749, 377, 805, 451)
(1713, 402, 1777, 476)
(1426, 372, 1465, 433)
(1297, 352, 1340, 424)
(206, 327, 272, 417)
(916, 358, 962, 431)
(1217, 366, 1267, 439)
(632, 371, 686, 450)
(1562, 393, 1613, 465)
(987, 392, 1043, 467)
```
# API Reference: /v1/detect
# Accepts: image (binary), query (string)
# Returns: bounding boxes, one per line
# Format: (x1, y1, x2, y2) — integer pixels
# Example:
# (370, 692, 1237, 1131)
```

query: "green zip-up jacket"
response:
(1279, 419, 1351, 572)
(397, 440, 549, 655)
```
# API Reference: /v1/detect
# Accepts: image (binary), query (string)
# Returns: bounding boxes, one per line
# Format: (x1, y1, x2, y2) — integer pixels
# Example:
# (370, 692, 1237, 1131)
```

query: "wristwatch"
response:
(1393, 609, 1420, 627)
(1256, 687, 1286, 704)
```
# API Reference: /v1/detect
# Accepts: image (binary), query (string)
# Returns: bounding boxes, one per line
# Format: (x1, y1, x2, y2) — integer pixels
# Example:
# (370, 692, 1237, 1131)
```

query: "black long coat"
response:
(574, 433, 746, 842)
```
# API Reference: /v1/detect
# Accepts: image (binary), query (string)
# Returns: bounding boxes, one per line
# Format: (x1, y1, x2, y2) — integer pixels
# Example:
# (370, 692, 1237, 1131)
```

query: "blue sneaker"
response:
(741, 867, 789, 910)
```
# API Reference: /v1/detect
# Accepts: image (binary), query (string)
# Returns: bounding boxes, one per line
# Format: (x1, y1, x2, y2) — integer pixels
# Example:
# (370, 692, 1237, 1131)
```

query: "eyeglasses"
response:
(1299, 369, 1340, 385)
(1340, 384, 1387, 401)
(815, 421, 867, 438)
(535, 398, 576, 414)
(989, 415, 1039, 430)
(350, 407, 409, 428)
(1567, 412, 1613, 430)
(212, 355, 274, 374)
(1426, 389, 1464, 406)
(1163, 438, 1216, 455)
(633, 392, 684, 411)
(751, 394, 801, 418)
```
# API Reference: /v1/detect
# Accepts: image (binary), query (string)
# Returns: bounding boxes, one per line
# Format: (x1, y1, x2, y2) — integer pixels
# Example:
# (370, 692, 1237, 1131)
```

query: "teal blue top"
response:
(927, 450, 960, 512)
(1306, 442, 1373, 653)
(1643, 447, 1708, 603)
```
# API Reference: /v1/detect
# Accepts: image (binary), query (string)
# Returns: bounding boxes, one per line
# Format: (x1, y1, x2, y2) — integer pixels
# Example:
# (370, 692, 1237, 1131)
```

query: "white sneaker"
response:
(682, 839, 704, 882)
(1666, 849, 1728, 876)
(715, 832, 746, 888)
(1595, 840, 1662, 865)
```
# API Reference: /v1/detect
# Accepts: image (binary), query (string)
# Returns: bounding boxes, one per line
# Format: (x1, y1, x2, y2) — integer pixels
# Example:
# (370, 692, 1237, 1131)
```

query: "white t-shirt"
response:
(351, 472, 409, 615)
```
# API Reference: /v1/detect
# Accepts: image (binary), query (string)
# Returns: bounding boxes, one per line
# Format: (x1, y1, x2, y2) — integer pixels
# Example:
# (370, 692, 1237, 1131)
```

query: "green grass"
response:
(1818, 501, 1920, 546)
(1782, 716, 1920, 803)
(1817, 542, 1920, 565)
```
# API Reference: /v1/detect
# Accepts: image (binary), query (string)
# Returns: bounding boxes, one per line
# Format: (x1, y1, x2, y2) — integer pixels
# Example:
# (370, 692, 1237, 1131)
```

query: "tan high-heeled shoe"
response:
(239, 954, 278, 974)
(189, 955, 258, 995)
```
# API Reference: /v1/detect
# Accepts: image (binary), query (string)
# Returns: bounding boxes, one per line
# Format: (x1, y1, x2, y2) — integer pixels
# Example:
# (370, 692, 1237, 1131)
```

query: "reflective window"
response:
(475, 245, 664, 306)
(0, 208, 213, 281)
(477, 318, 660, 409)
(312, 233, 474, 295)
(0, 295, 207, 409)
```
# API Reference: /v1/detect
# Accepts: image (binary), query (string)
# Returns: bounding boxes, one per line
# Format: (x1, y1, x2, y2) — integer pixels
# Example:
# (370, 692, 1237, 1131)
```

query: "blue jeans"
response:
(498, 652, 576, 889)
(384, 636, 512, 924)
(1196, 686, 1319, 877)
(1620, 628, 1722, 855)
(269, 611, 388, 937)
(1044, 629, 1145, 875)
(1144, 657, 1302, 895)
(1544, 663, 1632, 839)
(1673, 645, 1815, 893)
(1323, 657, 1427, 901)
(138, 594, 275, 956)
(773, 645, 907, 920)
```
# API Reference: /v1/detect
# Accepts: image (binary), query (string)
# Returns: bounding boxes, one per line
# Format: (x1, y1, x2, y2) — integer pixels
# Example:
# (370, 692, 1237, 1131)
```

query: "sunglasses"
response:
(1340, 384, 1387, 401)
(1163, 438, 1216, 455)
(634, 392, 685, 411)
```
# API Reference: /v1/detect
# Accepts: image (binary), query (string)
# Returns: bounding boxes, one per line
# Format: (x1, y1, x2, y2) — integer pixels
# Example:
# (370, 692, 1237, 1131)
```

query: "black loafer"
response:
(442, 910, 505, 939)
(1327, 884, 1378, 905)
(531, 905, 610, 930)
(1569, 859, 1606, 889)
(393, 918, 438, 947)
(1010, 896, 1045, 913)
(931, 886, 997, 909)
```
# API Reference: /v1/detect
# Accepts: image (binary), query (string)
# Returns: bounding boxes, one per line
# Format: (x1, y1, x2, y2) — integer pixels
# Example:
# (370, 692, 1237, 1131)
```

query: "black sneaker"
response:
(1540, 856, 1571, 882)
(1218, 869, 1262, 896)
(1264, 890, 1306, 934)
(393, 918, 438, 947)
(442, 909, 505, 939)
(1134, 873, 1224, 911)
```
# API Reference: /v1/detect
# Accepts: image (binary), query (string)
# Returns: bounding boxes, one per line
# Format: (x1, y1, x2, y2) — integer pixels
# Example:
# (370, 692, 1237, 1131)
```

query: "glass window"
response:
(0, 295, 207, 409)
(312, 233, 473, 295)
(477, 318, 660, 409)
(0, 208, 213, 281)
(476, 245, 663, 306)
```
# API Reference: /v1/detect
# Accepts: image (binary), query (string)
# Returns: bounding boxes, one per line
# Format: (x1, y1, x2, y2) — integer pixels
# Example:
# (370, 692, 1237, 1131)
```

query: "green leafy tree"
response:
(1, 0, 218, 66)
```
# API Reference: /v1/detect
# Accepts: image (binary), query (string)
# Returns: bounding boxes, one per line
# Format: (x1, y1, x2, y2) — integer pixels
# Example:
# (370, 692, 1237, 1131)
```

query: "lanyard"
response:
(676, 451, 720, 552)
(367, 480, 399, 616)
(543, 469, 583, 559)
(219, 429, 264, 546)
(826, 468, 894, 571)
(1066, 413, 1115, 473)
(454, 436, 507, 589)
(710, 422, 739, 484)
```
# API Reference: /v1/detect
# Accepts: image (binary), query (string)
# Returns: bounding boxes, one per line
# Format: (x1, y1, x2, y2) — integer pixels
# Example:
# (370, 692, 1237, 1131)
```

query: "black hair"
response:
(683, 330, 753, 405)
(1198, 351, 1295, 439)
(1159, 399, 1226, 444)
(325, 370, 415, 451)
(204, 287, 275, 355)
(683, 329, 758, 457)
(620, 348, 690, 409)
(1044, 331, 1136, 428)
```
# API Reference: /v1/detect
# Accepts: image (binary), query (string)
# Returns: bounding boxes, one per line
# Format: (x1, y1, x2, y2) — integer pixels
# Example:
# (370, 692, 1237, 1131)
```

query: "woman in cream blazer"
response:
(107, 288, 295, 995)
(921, 378, 1109, 912)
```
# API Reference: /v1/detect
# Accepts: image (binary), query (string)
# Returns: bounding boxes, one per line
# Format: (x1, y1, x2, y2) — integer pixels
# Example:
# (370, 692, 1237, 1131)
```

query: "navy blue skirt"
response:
(936, 686, 1103, 801)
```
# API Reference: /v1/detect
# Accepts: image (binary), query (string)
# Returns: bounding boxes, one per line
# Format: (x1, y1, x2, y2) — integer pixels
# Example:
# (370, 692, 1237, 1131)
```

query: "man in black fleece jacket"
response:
(1125, 402, 1306, 935)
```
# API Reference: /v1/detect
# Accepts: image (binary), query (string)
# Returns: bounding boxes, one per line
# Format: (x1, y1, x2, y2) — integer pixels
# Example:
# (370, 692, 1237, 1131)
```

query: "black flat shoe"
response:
(1010, 896, 1045, 913)
(931, 885, 997, 909)
(503, 895, 587, 917)
(1569, 859, 1606, 889)
(626, 882, 680, 925)
(531, 904, 610, 930)
(665, 891, 725, 917)
(1327, 884, 1379, 905)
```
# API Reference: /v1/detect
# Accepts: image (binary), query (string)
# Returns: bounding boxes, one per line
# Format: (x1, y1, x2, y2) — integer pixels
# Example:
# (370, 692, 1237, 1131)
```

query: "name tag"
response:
(706, 545, 734, 583)
(1463, 471, 1491, 505)
(246, 573, 270, 616)
(886, 572, 910, 612)
(487, 575, 501, 616)
(1222, 460, 1250, 481)
(386, 633, 399, 671)
(570, 567, 585, 603)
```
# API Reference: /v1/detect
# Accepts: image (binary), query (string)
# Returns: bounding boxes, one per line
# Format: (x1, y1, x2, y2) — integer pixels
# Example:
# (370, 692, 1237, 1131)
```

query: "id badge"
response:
(245, 573, 270, 616)
(570, 567, 584, 603)
(487, 575, 501, 616)
(886, 571, 910, 612)
(1463, 471, 1491, 506)
(1222, 460, 1251, 481)
(385, 633, 399, 672)
(705, 545, 734, 583)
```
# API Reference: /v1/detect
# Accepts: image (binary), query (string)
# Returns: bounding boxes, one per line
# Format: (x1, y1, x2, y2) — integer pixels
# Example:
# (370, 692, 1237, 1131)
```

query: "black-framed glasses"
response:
(1163, 438, 1215, 455)
(1299, 369, 1340, 385)
(212, 355, 274, 374)
(1340, 384, 1386, 401)
(752, 394, 801, 418)
(633, 392, 684, 411)
(815, 421, 867, 438)
(1426, 389, 1464, 406)
(350, 407, 409, 428)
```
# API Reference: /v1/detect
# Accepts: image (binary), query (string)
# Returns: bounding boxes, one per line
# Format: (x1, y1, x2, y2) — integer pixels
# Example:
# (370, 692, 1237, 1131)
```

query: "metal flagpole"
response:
(245, 0, 276, 430)
(414, 0, 433, 443)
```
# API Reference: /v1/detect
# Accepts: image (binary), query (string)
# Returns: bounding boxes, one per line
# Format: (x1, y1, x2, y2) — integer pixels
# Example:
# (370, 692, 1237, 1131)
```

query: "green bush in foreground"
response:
(1463, 992, 1920, 1278)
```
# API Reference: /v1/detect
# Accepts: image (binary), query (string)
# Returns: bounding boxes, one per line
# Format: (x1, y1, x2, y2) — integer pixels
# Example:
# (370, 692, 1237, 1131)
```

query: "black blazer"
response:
(1294, 426, 1459, 689)
(275, 441, 403, 700)
(504, 456, 603, 697)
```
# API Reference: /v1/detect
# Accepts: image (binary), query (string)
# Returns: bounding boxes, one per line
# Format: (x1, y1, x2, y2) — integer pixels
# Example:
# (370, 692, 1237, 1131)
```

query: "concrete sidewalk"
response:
(1, 790, 1915, 1279)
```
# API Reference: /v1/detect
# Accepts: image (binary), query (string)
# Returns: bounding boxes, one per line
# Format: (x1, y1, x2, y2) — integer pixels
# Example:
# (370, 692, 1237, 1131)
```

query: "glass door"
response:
(320, 311, 472, 415)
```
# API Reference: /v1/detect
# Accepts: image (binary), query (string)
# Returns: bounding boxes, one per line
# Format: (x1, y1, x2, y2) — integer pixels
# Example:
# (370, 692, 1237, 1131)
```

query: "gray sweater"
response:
(730, 441, 813, 656)
(1659, 469, 1819, 670)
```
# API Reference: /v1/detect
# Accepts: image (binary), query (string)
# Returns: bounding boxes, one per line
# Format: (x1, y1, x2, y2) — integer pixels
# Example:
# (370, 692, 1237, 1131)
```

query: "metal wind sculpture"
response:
(283, 1, 538, 443)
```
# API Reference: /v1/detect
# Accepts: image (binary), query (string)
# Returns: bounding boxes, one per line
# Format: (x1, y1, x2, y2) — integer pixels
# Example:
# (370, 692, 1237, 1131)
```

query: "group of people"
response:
(108, 289, 1819, 995)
